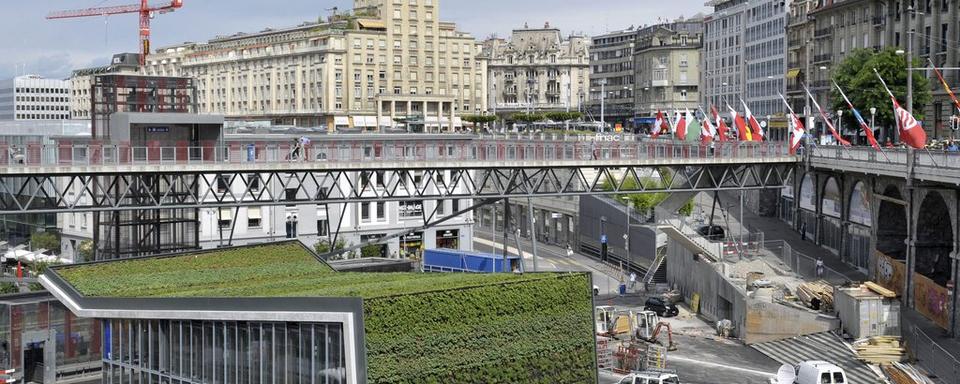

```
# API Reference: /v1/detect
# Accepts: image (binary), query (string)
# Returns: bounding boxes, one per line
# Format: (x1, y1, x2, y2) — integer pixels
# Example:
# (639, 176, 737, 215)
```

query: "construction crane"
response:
(47, 0, 184, 66)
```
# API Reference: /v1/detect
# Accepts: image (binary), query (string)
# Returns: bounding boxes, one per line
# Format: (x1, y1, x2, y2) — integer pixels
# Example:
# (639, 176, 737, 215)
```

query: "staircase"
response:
(642, 247, 667, 284)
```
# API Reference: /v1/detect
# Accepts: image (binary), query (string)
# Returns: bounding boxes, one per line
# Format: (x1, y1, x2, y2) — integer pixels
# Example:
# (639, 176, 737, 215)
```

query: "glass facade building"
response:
(0, 292, 101, 383)
(102, 319, 346, 384)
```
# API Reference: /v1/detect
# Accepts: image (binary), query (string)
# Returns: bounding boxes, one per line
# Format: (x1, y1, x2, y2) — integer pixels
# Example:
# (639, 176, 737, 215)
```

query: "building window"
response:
(218, 208, 233, 229)
(361, 203, 371, 221)
(317, 218, 329, 236)
(217, 175, 230, 193)
(247, 207, 262, 228)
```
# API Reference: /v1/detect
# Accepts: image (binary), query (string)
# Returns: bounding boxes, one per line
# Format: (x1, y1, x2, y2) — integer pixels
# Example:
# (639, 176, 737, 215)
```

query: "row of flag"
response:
(648, 62, 960, 154)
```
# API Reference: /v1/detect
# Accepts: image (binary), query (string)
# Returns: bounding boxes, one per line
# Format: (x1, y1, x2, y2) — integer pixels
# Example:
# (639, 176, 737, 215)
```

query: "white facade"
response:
(0, 75, 71, 121)
(59, 167, 474, 261)
(140, 0, 488, 129)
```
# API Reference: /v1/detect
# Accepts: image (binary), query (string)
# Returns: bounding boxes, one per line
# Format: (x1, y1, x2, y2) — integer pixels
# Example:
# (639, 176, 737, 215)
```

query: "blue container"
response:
(618, 283, 627, 295)
(423, 249, 522, 273)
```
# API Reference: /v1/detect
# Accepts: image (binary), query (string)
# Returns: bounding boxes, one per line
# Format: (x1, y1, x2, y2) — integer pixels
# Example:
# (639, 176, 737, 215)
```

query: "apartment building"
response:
(0, 75, 70, 121)
(702, 0, 788, 139)
(785, 0, 816, 129)
(633, 18, 704, 118)
(484, 23, 590, 116)
(805, 0, 960, 141)
(588, 28, 636, 129)
(141, 0, 487, 131)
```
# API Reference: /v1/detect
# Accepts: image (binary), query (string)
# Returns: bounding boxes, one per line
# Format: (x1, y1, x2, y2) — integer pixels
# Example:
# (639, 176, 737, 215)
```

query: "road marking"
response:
(668, 355, 776, 378)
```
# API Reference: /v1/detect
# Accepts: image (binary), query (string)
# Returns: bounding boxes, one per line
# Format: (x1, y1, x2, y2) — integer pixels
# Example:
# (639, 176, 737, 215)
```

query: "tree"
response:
(77, 240, 94, 262)
(831, 48, 931, 138)
(0, 283, 18, 295)
(361, 244, 384, 258)
(545, 112, 584, 122)
(509, 113, 545, 123)
(30, 231, 59, 253)
(462, 114, 497, 131)
(314, 238, 349, 260)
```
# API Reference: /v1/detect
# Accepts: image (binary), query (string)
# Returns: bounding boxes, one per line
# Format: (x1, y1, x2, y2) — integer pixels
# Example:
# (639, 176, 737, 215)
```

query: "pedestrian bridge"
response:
(0, 138, 797, 214)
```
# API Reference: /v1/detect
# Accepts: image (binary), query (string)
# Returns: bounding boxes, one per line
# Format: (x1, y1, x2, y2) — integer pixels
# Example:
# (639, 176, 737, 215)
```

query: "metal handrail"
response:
(0, 139, 791, 168)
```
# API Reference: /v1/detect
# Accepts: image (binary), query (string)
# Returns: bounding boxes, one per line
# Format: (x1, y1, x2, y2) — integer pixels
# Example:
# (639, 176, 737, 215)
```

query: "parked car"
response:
(616, 370, 680, 384)
(644, 297, 679, 317)
(696, 225, 726, 240)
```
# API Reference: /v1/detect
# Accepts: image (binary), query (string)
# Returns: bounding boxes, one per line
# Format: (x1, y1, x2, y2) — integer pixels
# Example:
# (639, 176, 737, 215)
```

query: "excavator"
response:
(634, 310, 677, 351)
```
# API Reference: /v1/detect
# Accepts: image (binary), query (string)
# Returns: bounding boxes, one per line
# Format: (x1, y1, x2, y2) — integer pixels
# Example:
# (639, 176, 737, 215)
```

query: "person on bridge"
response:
(815, 257, 825, 278)
(290, 138, 302, 162)
(885, 138, 894, 148)
(629, 272, 637, 291)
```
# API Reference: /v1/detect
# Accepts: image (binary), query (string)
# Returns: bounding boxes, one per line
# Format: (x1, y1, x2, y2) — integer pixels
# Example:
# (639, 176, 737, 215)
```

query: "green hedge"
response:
(364, 273, 596, 384)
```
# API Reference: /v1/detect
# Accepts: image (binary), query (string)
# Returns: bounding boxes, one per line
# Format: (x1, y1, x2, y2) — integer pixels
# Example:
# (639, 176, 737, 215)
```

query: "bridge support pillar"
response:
(904, 149, 917, 308)
(951, 246, 959, 337)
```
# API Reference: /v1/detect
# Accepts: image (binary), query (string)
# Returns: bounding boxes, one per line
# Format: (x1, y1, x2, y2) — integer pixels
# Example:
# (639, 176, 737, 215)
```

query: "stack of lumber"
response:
(796, 280, 834, 309)
(854, 336, 906, 365)
(883, 362, 937, 384)
(864, 281, 898, 298)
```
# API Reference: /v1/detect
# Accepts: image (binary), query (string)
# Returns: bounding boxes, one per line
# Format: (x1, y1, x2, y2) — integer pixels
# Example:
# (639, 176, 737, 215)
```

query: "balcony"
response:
(814, 27, 833, 39)
(813, 53, 833, 63)
(872, 16, 885, 26)
(651, 79, 669, 87)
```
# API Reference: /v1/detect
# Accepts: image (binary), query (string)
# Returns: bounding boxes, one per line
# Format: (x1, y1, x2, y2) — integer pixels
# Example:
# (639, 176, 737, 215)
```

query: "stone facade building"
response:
(633, 18, 704, 119)
(141, 0, 487, 131)
(804, 0, 960, 141)
(484, 23, 590, 117)
(786, 0, 816, 130)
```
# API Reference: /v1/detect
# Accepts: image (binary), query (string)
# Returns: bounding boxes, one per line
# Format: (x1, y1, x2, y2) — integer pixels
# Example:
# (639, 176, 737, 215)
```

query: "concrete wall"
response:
(665, 235, 838, 343)
(578, 195, 659, 269)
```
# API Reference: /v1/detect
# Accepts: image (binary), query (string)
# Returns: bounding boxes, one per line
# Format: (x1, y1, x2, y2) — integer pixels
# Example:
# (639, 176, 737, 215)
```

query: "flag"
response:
(874, 69, 928, 149)
(652, 110, 666, 138)
(741, 99, 764, 142)
(728, 104, 751, 141)
(802, 83, 851, 146)
(685, 109, 701, 142)
(700, 107, 716, 144)
(675, 111, 688, 140)
(711, 105, 729, 142)
(893, 99, 928, 149)
(834, 81, 880, 149)
(930, 58, 960, 116)
(777, 92, 806, 154)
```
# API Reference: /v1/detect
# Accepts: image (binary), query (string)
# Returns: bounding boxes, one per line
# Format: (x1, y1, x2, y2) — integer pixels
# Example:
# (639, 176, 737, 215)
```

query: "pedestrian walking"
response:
(290, 138, 301, 162)
(800, 221, 807, 241)
(566, 244, 574, 257)
(629, 271, 637, 291)
(815, 257, 825, 278)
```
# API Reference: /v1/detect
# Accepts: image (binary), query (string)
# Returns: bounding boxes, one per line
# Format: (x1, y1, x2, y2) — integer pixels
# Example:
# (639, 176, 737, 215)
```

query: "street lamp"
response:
(870, 107, 877, 143)
(837, 110, 844, 145)
(599, 79, 607, 132)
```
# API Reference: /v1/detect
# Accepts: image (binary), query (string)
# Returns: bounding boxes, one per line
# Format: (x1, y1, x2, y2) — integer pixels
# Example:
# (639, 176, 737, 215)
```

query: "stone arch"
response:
(876, 184, 907, 259)
(798, 173, 816, 211)
(848, 181, 871, 227)
(915, 190, 954, 285)
(821, 177, 842, 218)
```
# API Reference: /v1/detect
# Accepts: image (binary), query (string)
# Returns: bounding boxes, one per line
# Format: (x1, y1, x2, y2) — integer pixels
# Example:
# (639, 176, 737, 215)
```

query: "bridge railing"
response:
(809, 145, 960, 170)
(0, 139, 791, 168)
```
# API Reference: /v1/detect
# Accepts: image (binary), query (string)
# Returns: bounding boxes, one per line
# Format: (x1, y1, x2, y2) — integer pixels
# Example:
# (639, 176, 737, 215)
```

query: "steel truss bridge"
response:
(0, 138, 796, 259)
(1, 139, 796, 214)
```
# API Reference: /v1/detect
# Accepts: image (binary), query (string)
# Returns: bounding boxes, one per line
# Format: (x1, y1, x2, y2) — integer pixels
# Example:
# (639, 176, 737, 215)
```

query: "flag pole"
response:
(833, 80, 889, 160)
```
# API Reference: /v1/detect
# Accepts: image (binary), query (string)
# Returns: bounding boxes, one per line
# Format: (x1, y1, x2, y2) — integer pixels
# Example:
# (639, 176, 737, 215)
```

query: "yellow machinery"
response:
(595, 306, 636, 337)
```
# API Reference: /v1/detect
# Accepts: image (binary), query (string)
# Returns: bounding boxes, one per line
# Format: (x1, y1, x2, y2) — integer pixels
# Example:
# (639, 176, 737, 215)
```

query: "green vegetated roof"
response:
(56, 242, 554, 299)
(55, 241, 598, 383)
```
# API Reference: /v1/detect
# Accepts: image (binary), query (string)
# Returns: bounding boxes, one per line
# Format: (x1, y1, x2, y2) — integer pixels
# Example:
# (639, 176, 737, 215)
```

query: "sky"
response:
(0, 0, 708, 80)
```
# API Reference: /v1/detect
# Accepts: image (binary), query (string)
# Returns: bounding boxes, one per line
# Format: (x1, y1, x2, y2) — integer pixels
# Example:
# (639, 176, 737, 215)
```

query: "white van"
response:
(794, 361, 847, 384)
(616, 371, 681, 384)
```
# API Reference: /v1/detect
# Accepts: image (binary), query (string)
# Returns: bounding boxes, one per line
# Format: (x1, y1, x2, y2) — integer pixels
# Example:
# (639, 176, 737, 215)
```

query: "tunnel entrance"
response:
(915, 191, 953, 286)
(876, 185, 907, 260)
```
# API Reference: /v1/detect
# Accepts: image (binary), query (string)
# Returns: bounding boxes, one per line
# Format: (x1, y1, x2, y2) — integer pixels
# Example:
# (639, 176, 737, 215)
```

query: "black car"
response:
(644, 297, 680, 317)
(696, 225, 726, 241)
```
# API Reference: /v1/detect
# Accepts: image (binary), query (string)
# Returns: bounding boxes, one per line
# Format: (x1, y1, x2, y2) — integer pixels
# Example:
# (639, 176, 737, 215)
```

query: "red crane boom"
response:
(47, 0, 184, 66)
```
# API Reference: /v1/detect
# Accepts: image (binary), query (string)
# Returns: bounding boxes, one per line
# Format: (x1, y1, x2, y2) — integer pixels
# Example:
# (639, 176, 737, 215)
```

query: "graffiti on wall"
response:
(876, 251, 950, 330)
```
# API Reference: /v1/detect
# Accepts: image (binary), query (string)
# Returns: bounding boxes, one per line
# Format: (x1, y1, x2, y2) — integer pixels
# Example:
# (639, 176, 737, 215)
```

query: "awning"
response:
(247, 207, 261, 220)
(786, 68, 801, 79)
(357, 19, 386, 30)
(453, 117, 463, 127)
(352, 116, 375, 127)
(378, 116, 393, 127)
(219, 208, 233, 221)
(334, 116, 350, 126)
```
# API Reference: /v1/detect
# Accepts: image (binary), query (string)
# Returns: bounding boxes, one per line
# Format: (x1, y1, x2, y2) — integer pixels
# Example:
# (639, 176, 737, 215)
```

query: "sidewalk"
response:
(707, 191, 869, 282)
